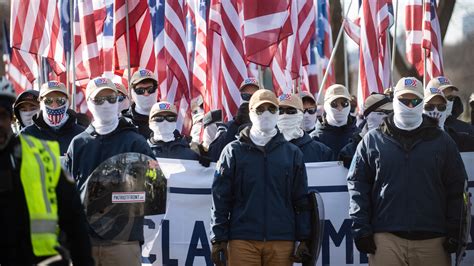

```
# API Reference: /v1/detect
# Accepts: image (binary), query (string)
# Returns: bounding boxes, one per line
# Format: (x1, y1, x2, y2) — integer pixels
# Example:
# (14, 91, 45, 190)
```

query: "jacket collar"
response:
(86, 117, 137, 137)
(237, 125, 287, 152)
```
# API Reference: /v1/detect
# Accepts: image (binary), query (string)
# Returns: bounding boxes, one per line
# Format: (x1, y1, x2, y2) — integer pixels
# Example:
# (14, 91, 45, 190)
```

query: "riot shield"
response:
(81, 153, 167, 241)
(456, 180, 471, 266)
(303, 190, 325, 266)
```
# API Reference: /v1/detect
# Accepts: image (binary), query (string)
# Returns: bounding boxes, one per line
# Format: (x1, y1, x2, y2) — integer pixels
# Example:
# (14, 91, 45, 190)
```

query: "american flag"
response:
(99, 1, 115, 78)
(422, 0, 443, 80)
(405, 0, 424, 78)
(242, 0, 292, 66)
(10, 0, 66, 75)
(315, 0, 334, 97)
(148, 0, 167, 99)
(164, 0, 191, 132)
(205, 0, 222, 113)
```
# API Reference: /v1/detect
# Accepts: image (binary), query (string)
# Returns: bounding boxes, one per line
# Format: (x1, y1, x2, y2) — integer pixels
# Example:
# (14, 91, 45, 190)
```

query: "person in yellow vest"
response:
(0, 91, 93, 265)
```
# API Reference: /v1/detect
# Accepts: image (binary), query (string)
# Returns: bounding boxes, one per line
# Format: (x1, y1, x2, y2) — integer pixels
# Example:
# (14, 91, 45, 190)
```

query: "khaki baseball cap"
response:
(363, 93, 393, 117)
(249, 89, 278, 111)
(40, 81, 68, 98)
(130, 68, 158, 86)
(394, 77, 423, 99)
(239, 78, 260, 91)
(278, 93, 303, 111)
(86, 77, 117, 100)
(324, 84, 350, 103)
(424, 86, 447, 103)
(427, 76, 458, 92)
(150, 101, 178, 119)
(299, 91, 316, 104)
(114, 82, 128, 96)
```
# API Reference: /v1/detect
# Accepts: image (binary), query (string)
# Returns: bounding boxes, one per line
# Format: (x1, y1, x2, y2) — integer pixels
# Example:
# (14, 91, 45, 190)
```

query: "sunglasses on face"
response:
(445, 95, 456, 102)
(133, 86, 157, 95)
(330, 99, 350, 108)
(43, 97, 67, 106)
(90, 95, 118, 105)
(279, 107, 298, 115)
(424, 103, 447, 112)
(117, 95, 126, 102)
(255, 105, 278, 115)
(398, 98, 423, 107)
(151, 115, 177, 123)
(303, 108, 317, 114)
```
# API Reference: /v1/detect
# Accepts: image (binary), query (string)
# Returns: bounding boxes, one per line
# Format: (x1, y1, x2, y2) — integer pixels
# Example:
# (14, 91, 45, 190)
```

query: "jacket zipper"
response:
(263, 150, 267, 241)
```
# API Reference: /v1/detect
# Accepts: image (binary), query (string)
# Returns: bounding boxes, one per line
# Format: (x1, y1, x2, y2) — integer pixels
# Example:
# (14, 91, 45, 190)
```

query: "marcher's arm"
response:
(293, 150, 311, 240)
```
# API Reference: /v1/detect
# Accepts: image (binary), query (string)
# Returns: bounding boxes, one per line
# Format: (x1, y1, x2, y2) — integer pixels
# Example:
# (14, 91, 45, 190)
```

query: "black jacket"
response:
(347, 115, 467, 240)
(446, 126, 474, 152)
(148, 131, 199, 160)
(208, 120, 247, 162)
(445, 115, 474, 136)
(22, 109, 85, 155)
(122, 103, 152, 139)
(211, 126, 311, 242)
(314, 118, 360, 155)
(0, 136, 93, 265)
(290, 132, 334, 162)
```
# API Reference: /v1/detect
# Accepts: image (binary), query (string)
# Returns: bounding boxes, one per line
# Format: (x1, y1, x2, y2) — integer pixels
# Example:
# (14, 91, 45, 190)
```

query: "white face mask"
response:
(40, 101, 69, 129)
(277, 111, 304, 141)
(19, 109, 39, 127)
(249, 110, 278, 146)
(118, 97, 130, 114)
(324, 101, 350, 127)
(190, 122, 202, 143)
(88, 100, 119, 135)
(446, 100, 454, 117)
(423, 107, 447, 129)
(149, 121, 176, 142)
(366, 112, 388, 131)
(203, 123, 218, 149)
(132, 90, 157, 115)
(302, 112, 317, 132)
(393, 97, 423, 131)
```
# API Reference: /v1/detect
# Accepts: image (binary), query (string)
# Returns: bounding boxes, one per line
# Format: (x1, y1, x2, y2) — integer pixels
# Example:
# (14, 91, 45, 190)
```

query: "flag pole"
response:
(66, 51, 70, 92)
(258, 65, 264, 87)
(422, 0, 427, 89)
(343, 0, 349, 88)
(316, 0, 353, 105)
(70, 0, 76, 111)
(125, 0, 132, 87)
(37, 54, 43, 88)
(391, 0, 399, 85)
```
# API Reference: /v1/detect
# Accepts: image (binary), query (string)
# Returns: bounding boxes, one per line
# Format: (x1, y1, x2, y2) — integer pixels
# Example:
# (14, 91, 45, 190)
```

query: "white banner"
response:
(140, 153, 474, 265)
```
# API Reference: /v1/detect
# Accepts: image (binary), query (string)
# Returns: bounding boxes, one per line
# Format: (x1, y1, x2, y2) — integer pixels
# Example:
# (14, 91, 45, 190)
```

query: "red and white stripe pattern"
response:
(6, 50, 34, 93)
(297, 0, 315, 65)
(164, 0, 190, 132)
(315, 0, 335, 97)
(242, 0, 292, 66)
(205, 0, 222, 113)
(422, 0, 443, 80)
(405, 0, 424, 77)
(356, 0, 392, 111)
(10, 0, 66, 74)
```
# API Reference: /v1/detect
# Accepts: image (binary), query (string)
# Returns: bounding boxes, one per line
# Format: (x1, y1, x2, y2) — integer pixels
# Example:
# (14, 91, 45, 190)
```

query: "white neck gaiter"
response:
(446, 100, 454, 117)
(393, 98, 423, 131)
(203, 123, 218, 150)
(88, 101, 119, 135)
(132, 90, 157, 115)
(20, 109, 39, 127)
(40, 102, 69, 129)
(423, 107, 447, 130)
(150, 121, 176, 142)
(366, 112, 388, 131)
(249, 110, 278, 146)
(302, 112, 317, 132)
(190, 121, 203, 143)
(277, 111, 304, 141)
(118, 97, 130, 114)
(324, 101, 350, 127)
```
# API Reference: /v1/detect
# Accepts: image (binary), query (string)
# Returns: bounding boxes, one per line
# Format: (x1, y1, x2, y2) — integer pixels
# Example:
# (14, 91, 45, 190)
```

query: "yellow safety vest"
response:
(19, 135, 61, 257)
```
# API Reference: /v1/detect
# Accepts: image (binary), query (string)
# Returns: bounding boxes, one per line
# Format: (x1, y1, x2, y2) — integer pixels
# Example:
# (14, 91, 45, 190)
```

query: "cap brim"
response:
(252, 100, 278, 109)
(239, 83, 260, 91)
(325, 95, 351, 103)
(40, 89, 68, 98)
(394, 89, 424, 99)
(89, 87, 117, 99)
(424, 94, 447, 104)
(15, 100, 39, 108)
(378, 102, 393, 111)
(131, 76, 157, 86)
(439, 85, 459, 92)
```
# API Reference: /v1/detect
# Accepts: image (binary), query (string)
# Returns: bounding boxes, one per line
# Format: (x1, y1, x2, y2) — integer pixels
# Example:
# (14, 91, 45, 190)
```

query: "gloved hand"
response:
(443, 237, 459, 253)
(291, 241, 312, 263)
(199, 155, 211, 167)
(211, 241, 228, 266)
(355, 235, 376, 254)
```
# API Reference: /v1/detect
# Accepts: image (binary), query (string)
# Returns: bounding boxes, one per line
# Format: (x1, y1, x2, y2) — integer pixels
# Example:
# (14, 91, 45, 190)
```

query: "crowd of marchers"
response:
(0, 69, 473, 266)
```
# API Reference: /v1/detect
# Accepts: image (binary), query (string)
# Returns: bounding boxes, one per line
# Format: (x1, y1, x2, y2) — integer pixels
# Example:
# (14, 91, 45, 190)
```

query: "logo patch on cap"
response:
(438, 77, 449, 85)
(279, 94, 292, 101)
(430, 87, 440, 94)
(158, 102, 171, 110)
(94, 78, 109, 86)
(48, 81, 61, 88)
(139, 69, 152, 77)
(243, 78, 258, 85)
(404, 79, 417, 87)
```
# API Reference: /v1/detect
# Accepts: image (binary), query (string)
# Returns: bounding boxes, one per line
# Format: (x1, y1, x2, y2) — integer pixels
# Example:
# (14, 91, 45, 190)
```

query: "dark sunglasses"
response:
(90, 95, 118, 105)
(330, 99, 350, 108)
(445, 95, 456, 102)
(43, 97, 67, 106)
(303, 108, 317, 114)
(151, 115, 177, 123)
(424, 103, 447, 112)
(279, 107, 298, 115)
(399, 98, 423, 107)
(133, 86, 157, 95)
(255, 105, 278, 115)
(117, 95, 126, 102)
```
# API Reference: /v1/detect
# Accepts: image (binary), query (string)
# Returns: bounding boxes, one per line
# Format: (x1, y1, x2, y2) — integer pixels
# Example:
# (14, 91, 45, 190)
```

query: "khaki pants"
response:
(92, 241, 141, 266)
(228, 240, 294, 266)
(369, 233, 450, 266)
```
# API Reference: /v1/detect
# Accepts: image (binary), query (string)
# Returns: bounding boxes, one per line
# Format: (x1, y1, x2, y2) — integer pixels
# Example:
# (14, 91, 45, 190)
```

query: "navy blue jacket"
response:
(22, 110, 85, 155)
(339, 133, 363, 168)
(347, 115, 467, 240)
(446, 126, 474, 152)
(208, 120, 246, 162)
(123, 103, 152, 139)
(148, 131, 199, 160)
(445, 115, 474, 136)
(211, 126, 311, 242)
(65, 118, 154, 243)
(290, 132, 334, 162)
(314, 118, 360, 155)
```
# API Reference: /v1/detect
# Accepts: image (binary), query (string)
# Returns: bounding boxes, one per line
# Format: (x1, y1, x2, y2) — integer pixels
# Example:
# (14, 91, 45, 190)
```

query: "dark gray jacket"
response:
(348, 115, 467, 240)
